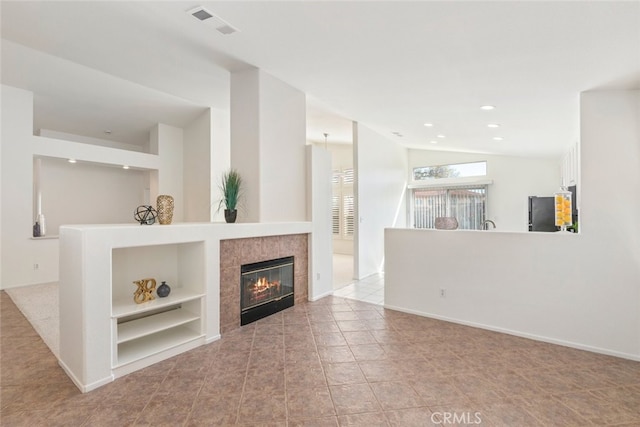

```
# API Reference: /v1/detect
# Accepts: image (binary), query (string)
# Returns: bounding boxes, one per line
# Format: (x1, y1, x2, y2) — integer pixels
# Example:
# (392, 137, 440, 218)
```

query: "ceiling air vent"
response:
(187, 6, 239, 35)
(191, 8, 213, 21)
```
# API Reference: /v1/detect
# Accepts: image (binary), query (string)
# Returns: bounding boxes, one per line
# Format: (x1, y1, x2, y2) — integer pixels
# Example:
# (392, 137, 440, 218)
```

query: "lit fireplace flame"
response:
(252, 277, 281, 295)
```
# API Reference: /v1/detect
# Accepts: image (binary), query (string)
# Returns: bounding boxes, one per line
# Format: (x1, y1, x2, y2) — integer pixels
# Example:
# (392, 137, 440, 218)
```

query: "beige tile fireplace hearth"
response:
(219, 234, 309, 333)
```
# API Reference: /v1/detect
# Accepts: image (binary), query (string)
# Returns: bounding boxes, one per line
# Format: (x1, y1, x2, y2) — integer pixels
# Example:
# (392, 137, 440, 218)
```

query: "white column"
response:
(230, 69, 307, 223)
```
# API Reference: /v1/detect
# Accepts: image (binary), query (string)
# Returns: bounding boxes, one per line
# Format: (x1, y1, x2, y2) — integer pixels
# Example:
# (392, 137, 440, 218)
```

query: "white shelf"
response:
(117, 308, 200, 344)
(29, 235, 59, 240)
(116, 326, 204, 367)
(112, 288, 204, 318)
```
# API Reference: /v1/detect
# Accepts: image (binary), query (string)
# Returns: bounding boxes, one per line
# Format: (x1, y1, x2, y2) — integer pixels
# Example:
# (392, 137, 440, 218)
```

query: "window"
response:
(343, 194, 354, 236)
(331, 195, 340, 235)
(332, 168, 354, 239)
(412, 185, 487, 230)
(413, 161, 487, 181)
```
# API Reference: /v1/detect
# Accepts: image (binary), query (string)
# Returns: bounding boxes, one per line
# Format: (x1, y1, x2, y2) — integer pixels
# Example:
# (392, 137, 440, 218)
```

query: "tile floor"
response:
(332, 273, 384, 306)
(331, 254, 354, 291)
(2, 291, 640, 426)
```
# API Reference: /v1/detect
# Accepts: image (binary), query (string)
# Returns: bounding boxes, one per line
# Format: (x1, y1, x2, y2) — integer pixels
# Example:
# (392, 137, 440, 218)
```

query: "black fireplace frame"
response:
(240, 256, 294, 326)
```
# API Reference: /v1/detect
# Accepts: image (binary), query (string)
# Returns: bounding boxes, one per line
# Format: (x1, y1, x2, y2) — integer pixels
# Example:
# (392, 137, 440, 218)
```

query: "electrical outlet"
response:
(33, 263, 39, 270)
(440, 288, 446, 298)
(316, 273, 320, 280)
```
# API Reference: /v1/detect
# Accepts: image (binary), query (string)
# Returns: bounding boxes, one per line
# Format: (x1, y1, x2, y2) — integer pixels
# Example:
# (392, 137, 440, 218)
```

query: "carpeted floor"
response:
(4, 282, 59, 357)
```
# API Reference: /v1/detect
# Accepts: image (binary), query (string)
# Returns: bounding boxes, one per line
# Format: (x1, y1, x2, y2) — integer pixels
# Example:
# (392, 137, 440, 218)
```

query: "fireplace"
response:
(240, 256, 294, 325)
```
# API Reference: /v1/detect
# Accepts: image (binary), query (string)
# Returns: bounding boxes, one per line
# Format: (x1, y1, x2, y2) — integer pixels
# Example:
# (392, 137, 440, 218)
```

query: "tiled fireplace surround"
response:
(219, 234, 309, 333)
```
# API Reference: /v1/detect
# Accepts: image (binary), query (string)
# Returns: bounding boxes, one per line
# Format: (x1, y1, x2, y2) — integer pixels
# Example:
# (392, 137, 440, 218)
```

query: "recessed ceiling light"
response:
(430, 140, 438, 144)
(481, 105, 496, 110)
(436, 134, 445, 138)
(493, 137, 504, 141)
(487, 124, 500, 128)
(423, 123, 433, 127)
(68, 159, 76, 163)
(123, 165, 130, 170)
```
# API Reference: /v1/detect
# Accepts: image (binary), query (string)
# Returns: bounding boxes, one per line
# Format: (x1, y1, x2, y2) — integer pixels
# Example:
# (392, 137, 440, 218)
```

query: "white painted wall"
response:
(326, 143, 353, 172)
(1, 86, 45, 287)
(149, 123, 184, 222)
(0, 87, 2, 286)
(259, 71, 307, 222)
(38, 129, 146, 153)
(184, 109, 212, 222)
(210, 108, 231, 222)
(408, 150, 560, 231)
(230, 69, 307, 223)
(354, 123, 408, 279)
(306, 145, 333, 301)
(230, 69, 260, 223)
(39, 157, 148, 235)
(385, 90, 640, 359)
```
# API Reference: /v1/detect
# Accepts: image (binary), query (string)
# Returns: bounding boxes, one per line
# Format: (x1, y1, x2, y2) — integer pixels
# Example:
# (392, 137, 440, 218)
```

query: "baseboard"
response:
(308, 289, 334, 301)
(205, 334, 221, 344)
(58, 359, 113, 393)
(383, 303, 640, 362)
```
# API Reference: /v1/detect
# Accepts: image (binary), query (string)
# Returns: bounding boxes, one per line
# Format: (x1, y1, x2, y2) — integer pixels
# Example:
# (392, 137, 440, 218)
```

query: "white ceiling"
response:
(2, 1, 639, 156)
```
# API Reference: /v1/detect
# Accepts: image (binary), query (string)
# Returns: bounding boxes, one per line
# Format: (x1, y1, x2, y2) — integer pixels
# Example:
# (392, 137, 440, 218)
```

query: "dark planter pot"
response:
(224, 209, 238, 223)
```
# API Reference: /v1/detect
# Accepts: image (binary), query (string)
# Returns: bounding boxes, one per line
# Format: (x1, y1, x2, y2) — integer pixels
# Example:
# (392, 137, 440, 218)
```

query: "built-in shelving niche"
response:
(111, 241, 205, 370)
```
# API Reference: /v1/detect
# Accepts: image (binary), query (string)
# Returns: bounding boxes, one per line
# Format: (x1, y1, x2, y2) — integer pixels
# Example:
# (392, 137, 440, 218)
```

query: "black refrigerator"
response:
(528, 196, 557, 232)
(528, 186, 578, 232)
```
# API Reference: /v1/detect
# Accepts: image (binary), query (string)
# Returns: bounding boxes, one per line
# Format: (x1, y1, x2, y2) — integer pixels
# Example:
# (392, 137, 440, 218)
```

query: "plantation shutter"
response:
(343, 194, 355, 236)
(332, 195, 340, 235)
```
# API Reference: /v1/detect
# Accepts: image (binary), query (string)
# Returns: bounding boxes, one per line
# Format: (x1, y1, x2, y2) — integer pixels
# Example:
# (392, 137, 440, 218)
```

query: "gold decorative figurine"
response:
(133, 278, 157, 304)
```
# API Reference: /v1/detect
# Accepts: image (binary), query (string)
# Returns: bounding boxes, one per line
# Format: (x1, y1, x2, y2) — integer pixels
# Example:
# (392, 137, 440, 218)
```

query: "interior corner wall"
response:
(230, 69, 307, 223)
(0, 93, 2, 286)
(1, 85, 58, 288)
(184, 109, 212, 222)
(407, 150, 560, 231)
(230, 69, 261, 223)
(211, 108, 231, 222)
(258, 71, 306, 222)
(306, 145, 333, 301)
(354, 123, 408, 279)
(150, 123, 184, 222)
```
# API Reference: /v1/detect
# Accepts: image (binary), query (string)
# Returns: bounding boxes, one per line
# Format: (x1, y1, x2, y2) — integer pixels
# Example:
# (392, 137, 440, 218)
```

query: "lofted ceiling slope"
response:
(1, 1, 638, 155)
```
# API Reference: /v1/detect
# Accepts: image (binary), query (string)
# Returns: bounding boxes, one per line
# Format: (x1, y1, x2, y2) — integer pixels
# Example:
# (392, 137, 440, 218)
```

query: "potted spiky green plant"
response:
(218, 169, 242, 223)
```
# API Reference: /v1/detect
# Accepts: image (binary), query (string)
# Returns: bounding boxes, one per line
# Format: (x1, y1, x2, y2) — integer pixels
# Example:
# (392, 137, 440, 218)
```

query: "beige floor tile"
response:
(329, 383, 382, 415)
(384, 407, 438, 427)
(323, 362, 367, 386)
(337, 412, 390, 426)
(2, 290, 640, 426)
(287, 386, 336, 419)
(369, 381, 424, 410)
